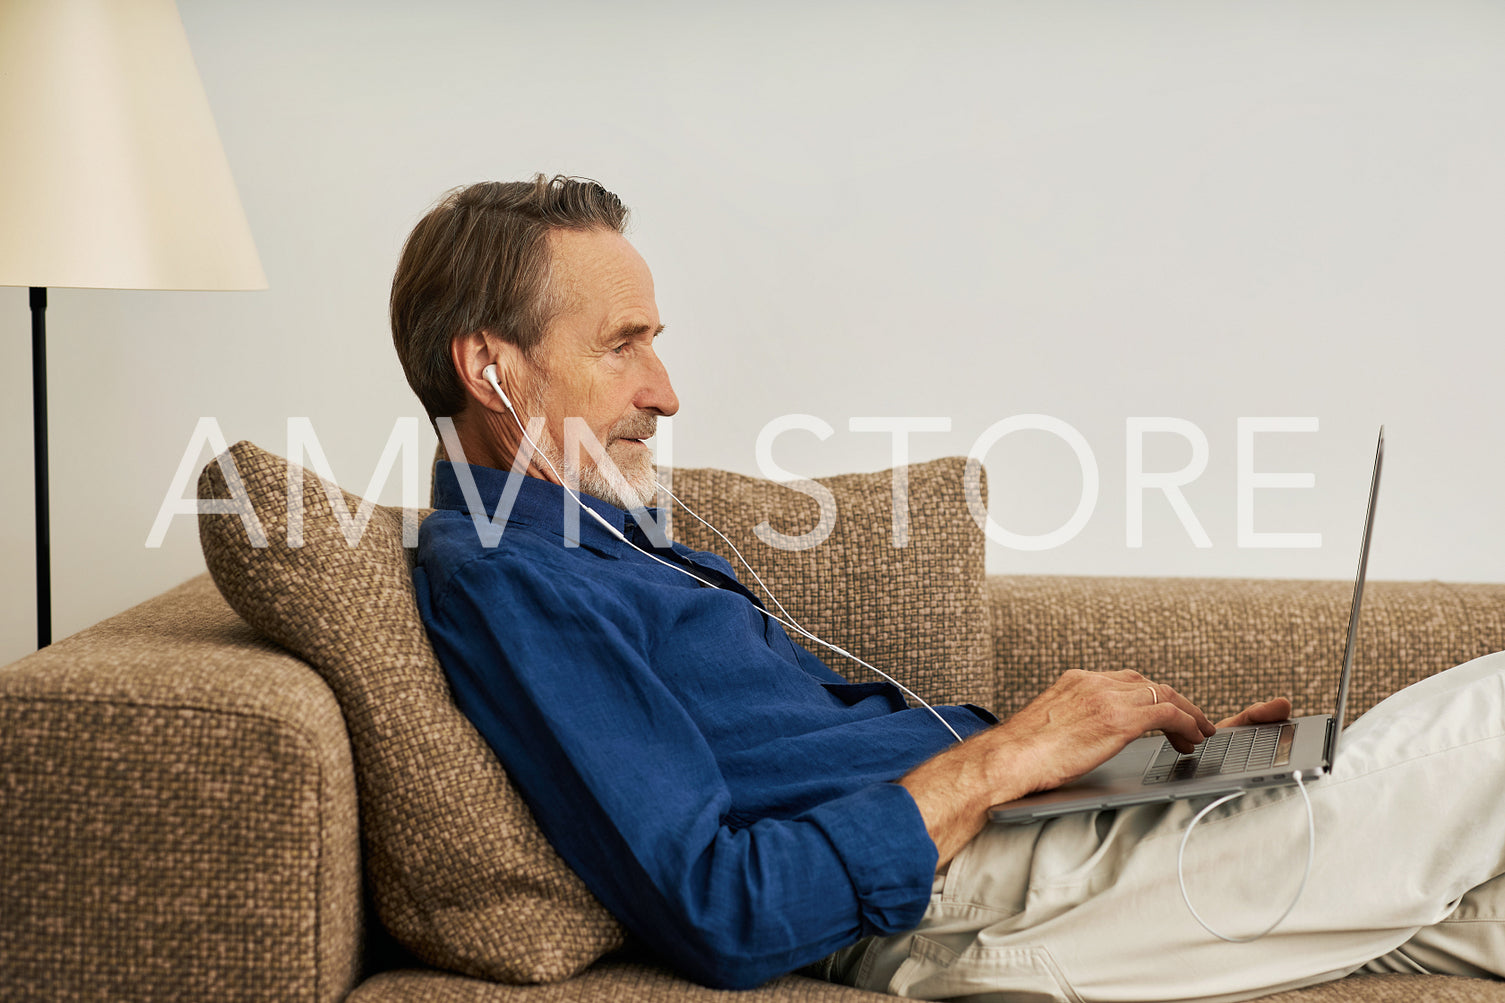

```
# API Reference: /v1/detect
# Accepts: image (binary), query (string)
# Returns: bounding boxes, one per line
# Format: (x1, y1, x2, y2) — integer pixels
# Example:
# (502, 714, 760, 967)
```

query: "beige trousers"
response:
(832, 650, 1505, 1002)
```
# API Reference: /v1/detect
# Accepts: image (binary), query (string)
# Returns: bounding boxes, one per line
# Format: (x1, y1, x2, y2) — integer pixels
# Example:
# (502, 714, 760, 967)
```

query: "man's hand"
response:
(898, 669, 1217, 867)
(996, 669, 1217, 792)
(1215, 697, 1293, 730)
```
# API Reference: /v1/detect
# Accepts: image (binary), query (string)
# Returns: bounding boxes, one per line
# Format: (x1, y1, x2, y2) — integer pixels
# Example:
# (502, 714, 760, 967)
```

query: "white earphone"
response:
(482, 364, 513, 411)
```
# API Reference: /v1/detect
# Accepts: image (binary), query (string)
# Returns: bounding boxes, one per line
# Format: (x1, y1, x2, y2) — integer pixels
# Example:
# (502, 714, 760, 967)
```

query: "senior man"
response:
(395, 175, 1505, 1001)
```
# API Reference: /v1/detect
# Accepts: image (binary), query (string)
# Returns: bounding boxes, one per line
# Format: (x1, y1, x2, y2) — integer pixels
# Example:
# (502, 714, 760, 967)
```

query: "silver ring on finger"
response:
(1146, 685, 1159, 705)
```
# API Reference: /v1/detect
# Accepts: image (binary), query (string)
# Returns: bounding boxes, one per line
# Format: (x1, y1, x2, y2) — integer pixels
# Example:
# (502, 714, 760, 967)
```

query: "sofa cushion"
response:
(665, 457, 993, 709)
(198, 441, 622, 983)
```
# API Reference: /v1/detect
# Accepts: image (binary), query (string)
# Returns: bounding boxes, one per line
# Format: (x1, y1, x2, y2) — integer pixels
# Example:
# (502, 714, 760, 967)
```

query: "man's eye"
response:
(611, 343, 629, 355)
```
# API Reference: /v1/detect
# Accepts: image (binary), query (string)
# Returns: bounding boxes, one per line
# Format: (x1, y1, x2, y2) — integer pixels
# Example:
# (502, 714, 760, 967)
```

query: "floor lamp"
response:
(0, 0, 266, 649)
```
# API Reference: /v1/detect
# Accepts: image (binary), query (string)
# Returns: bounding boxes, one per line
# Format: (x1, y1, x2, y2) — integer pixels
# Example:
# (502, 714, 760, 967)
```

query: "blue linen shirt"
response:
(414, 461, 996, 989)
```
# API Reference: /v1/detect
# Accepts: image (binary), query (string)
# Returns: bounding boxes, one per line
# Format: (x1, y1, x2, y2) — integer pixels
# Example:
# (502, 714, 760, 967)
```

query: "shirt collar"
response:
(432, 460, 669, 556)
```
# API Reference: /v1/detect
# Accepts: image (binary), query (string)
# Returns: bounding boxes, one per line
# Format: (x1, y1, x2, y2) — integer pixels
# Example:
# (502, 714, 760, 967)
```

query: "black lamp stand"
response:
(31, 286, 50, 649)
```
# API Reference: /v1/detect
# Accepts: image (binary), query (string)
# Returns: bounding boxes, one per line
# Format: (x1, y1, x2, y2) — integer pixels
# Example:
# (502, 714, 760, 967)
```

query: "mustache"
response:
(610, 415, 658, 441)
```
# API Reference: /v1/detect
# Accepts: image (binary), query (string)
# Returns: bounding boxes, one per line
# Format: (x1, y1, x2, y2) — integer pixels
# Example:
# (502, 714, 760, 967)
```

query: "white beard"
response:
(531, 426, 657, 510)
(575, 442, 657, 510)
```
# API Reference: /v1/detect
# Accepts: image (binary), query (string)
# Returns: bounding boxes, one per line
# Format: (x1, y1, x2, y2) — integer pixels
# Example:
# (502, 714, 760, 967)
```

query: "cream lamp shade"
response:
(1, 0, 266, 651)
(0, 0, 266, 290)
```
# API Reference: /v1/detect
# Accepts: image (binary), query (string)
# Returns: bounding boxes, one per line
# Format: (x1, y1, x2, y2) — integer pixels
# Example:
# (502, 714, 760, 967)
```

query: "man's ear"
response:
(451, 331, 527, 413)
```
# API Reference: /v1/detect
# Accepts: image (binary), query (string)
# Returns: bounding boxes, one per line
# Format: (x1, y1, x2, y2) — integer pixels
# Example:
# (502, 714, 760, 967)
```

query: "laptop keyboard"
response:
(1142, 723, 1295, 784)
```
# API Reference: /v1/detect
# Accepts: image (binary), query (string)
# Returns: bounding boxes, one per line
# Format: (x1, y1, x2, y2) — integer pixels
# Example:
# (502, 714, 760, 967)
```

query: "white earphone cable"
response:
(1176, 769, 1315, 943)
(479, 368, 963, 743)
(653, 478, 808, 632)
(480, 370, 1314, 934)
(648, 480, 962, 740)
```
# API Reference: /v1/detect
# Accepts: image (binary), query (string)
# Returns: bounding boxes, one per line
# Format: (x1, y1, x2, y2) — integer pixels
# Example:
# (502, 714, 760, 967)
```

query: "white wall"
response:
(4, 0, 1503, 665)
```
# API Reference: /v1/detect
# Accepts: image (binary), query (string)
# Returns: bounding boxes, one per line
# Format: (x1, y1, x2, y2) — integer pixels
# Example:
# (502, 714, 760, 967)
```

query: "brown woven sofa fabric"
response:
(665, 458, 993, 709)
(0, 575, 360, 1003)
(347, 963, 1505, 1003)
(988, 575, 1505, 724)
(1252, 974, 1505, 1002)
(197, 441, 624, 983)
(347, 958, 897, 1002)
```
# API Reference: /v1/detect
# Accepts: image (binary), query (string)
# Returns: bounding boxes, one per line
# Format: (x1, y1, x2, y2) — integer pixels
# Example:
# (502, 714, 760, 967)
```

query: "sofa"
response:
(4, 443, 1505, 1003)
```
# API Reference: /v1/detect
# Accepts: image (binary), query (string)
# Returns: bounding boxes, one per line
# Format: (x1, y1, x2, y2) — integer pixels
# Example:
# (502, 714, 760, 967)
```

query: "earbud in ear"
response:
(481, 364, 513, 412)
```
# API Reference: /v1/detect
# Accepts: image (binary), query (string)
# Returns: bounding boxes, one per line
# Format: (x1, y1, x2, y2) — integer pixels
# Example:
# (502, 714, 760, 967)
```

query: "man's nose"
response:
(636, 349, 679, 417)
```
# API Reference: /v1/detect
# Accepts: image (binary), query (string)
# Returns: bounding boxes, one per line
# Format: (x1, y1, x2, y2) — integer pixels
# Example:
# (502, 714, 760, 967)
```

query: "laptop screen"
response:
(1329, 426, 1384, 761)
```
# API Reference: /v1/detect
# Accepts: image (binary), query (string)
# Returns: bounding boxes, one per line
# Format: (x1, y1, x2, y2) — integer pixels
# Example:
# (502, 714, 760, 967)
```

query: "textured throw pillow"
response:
(198, 441, 624, 983)
(665, 458, 994, 709)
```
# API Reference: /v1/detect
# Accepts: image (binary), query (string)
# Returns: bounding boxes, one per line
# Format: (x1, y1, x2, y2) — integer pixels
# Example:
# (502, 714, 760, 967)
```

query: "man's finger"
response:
(1259, 697, 1293, 719)
(1151, 704, 1207, 753)
(1215, 697, 1294, 730)
(1150, 682, 1217, 737)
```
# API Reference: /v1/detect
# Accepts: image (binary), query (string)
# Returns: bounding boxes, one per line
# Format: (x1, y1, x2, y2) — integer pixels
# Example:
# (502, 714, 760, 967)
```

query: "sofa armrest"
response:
(988, 575, 1505, 723)
(0, 574, 362, 1003)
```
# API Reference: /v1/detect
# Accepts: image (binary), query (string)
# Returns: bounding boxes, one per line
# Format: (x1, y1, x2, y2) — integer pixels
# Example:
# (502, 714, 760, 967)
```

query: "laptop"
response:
(989, 426, 1383, 825)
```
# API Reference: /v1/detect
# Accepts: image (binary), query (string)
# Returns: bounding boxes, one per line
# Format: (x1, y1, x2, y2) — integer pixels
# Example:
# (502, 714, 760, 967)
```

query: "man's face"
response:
(523, 227, 679, 508)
